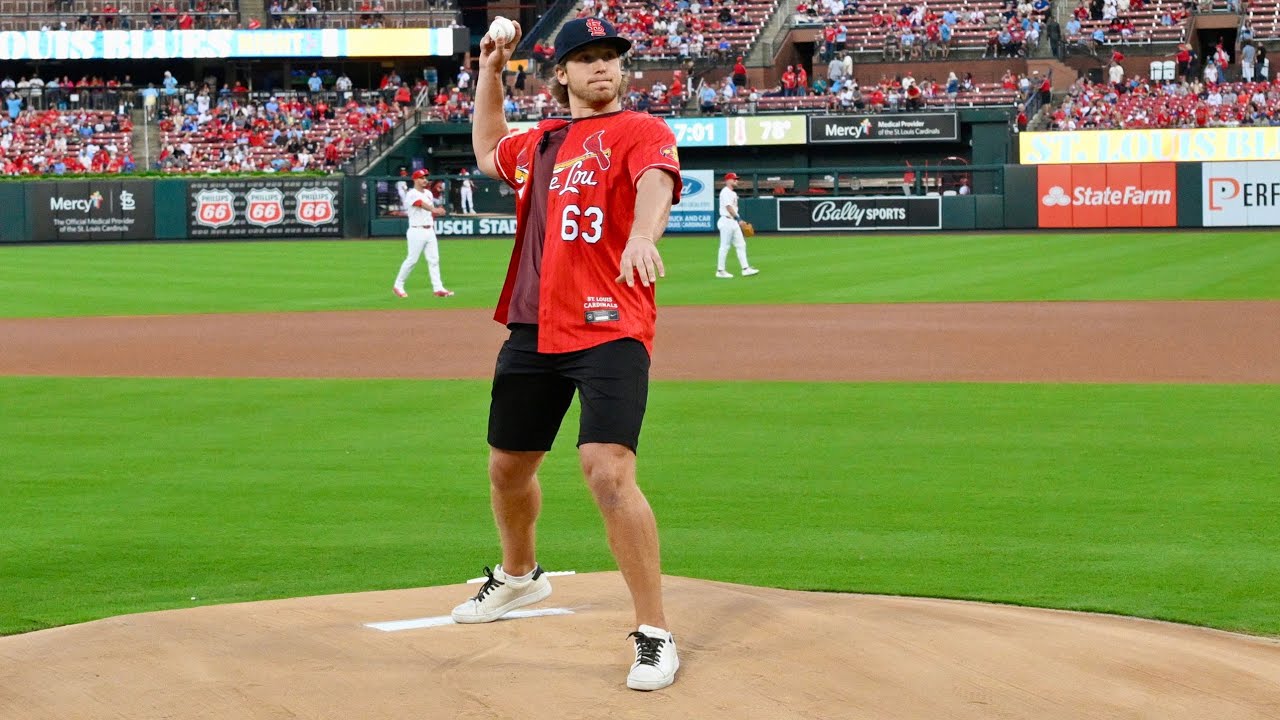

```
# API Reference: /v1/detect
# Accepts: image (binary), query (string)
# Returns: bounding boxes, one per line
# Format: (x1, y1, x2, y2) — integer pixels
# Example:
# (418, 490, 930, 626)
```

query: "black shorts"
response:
(488, 325, 650, 453)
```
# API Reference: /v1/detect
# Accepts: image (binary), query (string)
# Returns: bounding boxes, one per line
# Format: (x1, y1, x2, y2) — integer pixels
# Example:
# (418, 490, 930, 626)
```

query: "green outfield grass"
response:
(1, 231, 1277, 640)
(2, 377, 1278, 637)
(1, 230, 1278, 317)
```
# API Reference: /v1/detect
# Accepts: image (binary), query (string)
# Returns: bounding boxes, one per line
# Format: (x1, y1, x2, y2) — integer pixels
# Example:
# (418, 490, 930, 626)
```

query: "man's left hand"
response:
(616, 237, 665, 288)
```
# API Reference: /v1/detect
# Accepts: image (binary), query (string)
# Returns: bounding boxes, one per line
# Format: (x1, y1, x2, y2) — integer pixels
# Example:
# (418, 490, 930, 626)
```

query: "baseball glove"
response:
(739, 220, 755, 237)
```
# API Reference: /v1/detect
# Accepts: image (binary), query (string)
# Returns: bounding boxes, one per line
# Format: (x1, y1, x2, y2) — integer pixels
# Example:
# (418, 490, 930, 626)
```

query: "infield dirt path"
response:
(3, 300, 1279, 719)
(2, 300, 1279, 382)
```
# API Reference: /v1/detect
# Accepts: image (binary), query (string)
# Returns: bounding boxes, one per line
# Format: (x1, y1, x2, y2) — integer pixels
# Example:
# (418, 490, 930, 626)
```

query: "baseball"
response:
(488, 16, 516, 44)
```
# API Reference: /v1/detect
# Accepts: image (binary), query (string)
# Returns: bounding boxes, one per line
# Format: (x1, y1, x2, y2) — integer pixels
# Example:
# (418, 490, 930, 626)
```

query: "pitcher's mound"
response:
(3, 573, 1278, 719)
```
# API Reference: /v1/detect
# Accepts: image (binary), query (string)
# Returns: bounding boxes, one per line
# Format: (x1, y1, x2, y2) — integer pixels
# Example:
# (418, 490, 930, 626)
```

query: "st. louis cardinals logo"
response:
(585, 18, 606, 36)
(583, 131, 611, 170)
(550, 131, 611, 196)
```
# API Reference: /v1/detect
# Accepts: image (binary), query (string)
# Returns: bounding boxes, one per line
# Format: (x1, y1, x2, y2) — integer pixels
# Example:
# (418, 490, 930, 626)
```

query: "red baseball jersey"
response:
(492, 111, 682, 354)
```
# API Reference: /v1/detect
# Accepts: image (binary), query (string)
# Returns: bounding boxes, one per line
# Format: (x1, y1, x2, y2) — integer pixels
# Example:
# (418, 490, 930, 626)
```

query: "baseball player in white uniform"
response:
(393, 168, 454, 298)
(716, 172, 759, 278)
(459, 168, 476, 214)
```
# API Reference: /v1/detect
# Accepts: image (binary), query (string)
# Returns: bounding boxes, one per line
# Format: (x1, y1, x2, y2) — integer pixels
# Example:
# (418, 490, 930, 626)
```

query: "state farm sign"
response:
(1038, 163, 1177, 228)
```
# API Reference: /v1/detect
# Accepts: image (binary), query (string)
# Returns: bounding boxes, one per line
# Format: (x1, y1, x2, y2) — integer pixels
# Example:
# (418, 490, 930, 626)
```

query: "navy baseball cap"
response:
(553, 17, 632, 64)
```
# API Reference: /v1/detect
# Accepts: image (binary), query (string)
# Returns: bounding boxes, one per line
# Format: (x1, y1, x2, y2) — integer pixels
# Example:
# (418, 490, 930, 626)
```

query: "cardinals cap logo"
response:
(585, 18, 606, 36)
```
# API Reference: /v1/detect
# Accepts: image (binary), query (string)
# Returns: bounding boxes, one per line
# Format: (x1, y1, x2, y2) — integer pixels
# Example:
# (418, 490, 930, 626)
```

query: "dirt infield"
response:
(3, 299, 1280, 718)
(3, 300, 1279, 382)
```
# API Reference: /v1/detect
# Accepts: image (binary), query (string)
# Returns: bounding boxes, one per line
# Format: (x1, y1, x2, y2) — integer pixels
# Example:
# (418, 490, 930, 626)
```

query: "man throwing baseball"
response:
(393, 168, 453, 298)
(716, 172, 759, 278)
(450, 15, 682, 692)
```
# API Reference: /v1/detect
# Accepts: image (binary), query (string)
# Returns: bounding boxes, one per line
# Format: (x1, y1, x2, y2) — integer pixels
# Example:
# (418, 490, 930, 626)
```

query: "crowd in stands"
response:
(152, 75, 407, 173)
(1048, 48, 1280, 129)
(562, 0, 772, 60)
(26, 1, 243, 31)
(3, 0, 457, 32)
(1060, 0, 1191, 55)
(0, 108, 135, 176)
(0, 67, 420, 176)
(796, 0, 1051, 58)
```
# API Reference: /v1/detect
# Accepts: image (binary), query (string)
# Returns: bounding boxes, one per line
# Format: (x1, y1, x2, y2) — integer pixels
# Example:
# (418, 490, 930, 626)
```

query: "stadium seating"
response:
(817, 1, 1049, 56)
(1060, 0, 1189, 51)
(0, 1, 242, 32)
(1045, 78, 1280, 129)
(0, 109, 135, 175)
(154, 94, 397, 172)
(578, 0, 781, 60)
(264, 0, 457, 29)
(0, 0, 456, 30)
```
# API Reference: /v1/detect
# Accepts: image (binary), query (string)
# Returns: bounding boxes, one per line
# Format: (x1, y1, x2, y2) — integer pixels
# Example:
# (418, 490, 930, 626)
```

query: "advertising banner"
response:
(0, 27, 455, 61)
(29, 181, 155, 241)
(808, 113, 959, 143)
(434, 216, 518, 236)
(188, 178, 342, 238)
(508, 116, 807, 148)
(666, 170, 715, 232)
(1020, 128, 1280, 165)
(1037, 163, 1177, 227)
(1203, 161, 1280, 226)
(776, 196, 942, 231)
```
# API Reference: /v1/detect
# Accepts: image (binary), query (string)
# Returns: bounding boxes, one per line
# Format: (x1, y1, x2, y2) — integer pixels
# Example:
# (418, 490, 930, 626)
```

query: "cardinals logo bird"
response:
(583, 131, 611, 171)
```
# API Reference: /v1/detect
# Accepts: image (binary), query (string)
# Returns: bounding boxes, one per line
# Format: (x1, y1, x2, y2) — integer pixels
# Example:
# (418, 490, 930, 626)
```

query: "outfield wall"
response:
(1, 160, 1278, 243)
(0, 177, 366, 244)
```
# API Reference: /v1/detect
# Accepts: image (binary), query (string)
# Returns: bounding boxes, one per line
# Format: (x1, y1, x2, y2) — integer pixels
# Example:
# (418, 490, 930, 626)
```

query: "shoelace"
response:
(628, 631, 665, 666)
(472, 566, 505, 602)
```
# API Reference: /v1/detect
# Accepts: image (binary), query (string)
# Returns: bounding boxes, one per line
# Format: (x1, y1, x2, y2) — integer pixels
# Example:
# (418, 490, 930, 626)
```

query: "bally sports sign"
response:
(188, 179, 341, 238)
(1037, 163, 1177, 228)
(777, 196, 941, 231)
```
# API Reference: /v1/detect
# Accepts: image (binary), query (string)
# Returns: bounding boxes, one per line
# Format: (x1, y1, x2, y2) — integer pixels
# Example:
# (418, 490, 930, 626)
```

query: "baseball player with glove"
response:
(716, 172, 760, 278)
(450, 15, 683, 692)
(393, 168, 453, 298)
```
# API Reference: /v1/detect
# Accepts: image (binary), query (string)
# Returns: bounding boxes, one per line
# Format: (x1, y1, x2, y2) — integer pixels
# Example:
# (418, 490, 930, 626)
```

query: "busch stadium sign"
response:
(187, 179, 342, 238)
(29, 181, 155, 241)
(433, 217, 518, 236)
(808, 113, 959, 143)
(776, 196, 942, 231)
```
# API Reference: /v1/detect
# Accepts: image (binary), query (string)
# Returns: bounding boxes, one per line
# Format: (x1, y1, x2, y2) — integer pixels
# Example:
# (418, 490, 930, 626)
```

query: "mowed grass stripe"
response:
(2, 377, 1277, 636)
(2, 230, 1278, 317)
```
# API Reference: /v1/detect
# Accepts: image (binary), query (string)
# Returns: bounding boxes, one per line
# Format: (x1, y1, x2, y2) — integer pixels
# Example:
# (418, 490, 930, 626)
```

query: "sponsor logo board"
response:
(30, 181, 155, 241)
(434, 217, 518, 236)
(188, 179, 341, 237)
(1036, 163, 1177, 227)
(667, 170, 715, 233)
(776, 196, 942, 231)
(1202, 161, 1280, 226)
(808, 113, 959, 144)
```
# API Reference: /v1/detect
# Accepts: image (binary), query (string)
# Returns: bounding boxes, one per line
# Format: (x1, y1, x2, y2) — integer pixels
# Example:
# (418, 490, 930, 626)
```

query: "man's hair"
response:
(548, 51, 630, 106)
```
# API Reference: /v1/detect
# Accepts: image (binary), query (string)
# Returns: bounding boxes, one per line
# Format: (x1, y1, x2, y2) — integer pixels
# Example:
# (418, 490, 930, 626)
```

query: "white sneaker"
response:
(450, 565, 552, 624)
(626, 625, 679, 691)
(715, 270, 733, 278)
(741, 267, 760, 276)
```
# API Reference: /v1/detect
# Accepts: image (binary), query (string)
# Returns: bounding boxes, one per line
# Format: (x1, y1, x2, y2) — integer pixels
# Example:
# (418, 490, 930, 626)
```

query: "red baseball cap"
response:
(724, 172, 739, 180)
(412, 169, 429, 180)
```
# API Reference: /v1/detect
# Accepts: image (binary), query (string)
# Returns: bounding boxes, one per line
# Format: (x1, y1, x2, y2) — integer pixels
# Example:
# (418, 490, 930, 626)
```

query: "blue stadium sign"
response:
(0, 28, 457, 61)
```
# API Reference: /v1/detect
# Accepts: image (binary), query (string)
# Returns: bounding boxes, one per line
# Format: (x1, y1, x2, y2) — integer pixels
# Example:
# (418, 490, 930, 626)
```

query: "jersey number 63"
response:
(561, 204, 604, 244)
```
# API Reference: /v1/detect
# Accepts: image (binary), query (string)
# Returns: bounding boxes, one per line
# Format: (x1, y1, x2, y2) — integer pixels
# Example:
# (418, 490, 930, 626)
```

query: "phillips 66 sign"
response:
(188, 179, 342, 238)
